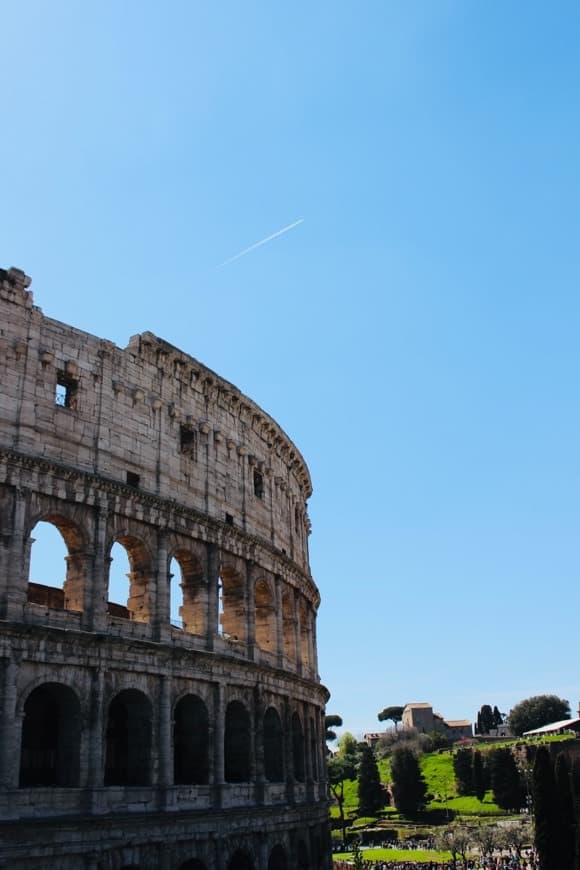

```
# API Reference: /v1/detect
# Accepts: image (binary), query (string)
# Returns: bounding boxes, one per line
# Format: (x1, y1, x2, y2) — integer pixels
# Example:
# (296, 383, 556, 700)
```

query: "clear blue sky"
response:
(3, 1, 580, 736)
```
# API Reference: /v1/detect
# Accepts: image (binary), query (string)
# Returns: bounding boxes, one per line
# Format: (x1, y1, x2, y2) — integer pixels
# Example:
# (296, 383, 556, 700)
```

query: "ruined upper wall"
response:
(0, 268, 313, 571)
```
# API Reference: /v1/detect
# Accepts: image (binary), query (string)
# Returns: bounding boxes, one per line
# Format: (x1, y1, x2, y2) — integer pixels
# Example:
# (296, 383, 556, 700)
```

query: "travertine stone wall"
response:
(0, 267, 330, 870)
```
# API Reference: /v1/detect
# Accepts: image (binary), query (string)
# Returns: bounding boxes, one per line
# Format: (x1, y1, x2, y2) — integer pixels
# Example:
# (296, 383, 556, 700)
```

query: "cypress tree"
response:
(533, 746, 558, 869)
(391, 747, 427, 814)
(357, 744, 384, 817)
(453, 748, 473, 795)
(554, 752, 575, 869)
(489, 747, 523, 811)
(472, 750, 485, 801)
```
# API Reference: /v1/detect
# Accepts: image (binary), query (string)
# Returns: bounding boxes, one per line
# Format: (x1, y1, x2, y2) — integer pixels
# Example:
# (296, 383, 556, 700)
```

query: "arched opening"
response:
(219, 565, 246, 641)
(225, 700, 251, 783)
(171, 549, 205, 634)
(107, 536, 152, 623)
(268, 845, 287, 870)
(227, 850, 254, 870)
(292, 712, 305, 783)
(27, 516, 85, 612)
(263, 707, 283, 782)
(179, 861, 206, 870)
(254, 578, 275, 651)
(173, 695, 209, 785)
(104, 689, 152, 786)
(297, 840, 309, 870)
(281, 591, 295, 661)
(299, 598, 311, 669)
(19, 683, 81, 787)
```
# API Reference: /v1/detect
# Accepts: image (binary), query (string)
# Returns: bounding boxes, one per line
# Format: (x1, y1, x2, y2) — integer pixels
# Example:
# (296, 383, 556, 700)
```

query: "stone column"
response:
(4, 487, 28, 620)
(253, 683, 265, 805)
(87, 665, 105, 813)
(294, 591, 302, 676)
(158, 673, 172, 808)
(283, 696, 295, 805)
(246, 558, 255, 661)
(153, 531, 169, 643)
(0, 657, 20, 787)
(274, 574, 283, 667)
(205, 542, 219, 651)
(87, 502, 109, 631)
(304, 703, 314, 801)
(212, 682, 225, 808)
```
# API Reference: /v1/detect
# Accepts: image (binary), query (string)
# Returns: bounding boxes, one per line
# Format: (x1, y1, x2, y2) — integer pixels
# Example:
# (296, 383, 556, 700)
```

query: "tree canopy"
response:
(325, 713, 343, 743)
(378, 706, 404, 728)
(508, 695, 570, 736)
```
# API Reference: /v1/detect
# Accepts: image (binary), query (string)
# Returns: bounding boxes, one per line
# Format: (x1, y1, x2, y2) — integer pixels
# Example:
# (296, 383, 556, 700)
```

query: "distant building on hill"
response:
(402, 702, 472, 741)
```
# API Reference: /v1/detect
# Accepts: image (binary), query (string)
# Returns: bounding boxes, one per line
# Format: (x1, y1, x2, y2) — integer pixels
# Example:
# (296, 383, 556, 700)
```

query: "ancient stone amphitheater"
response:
(0, 268, 330, 869)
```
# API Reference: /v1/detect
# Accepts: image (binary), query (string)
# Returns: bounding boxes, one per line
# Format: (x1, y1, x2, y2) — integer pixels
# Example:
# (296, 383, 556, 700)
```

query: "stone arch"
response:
(291, 712, 305, 783)
(268, 844, 288, 870)
(227, 850, 255, 870)
(263, 706, 284, 782)
(281, 589, 296, 661)
(254, 577, 275, 651)
(220, 561, 246, 642)
(173, 694, 209, 785)
(225, 700, 251, 783)
(104, 689, 152, 786)
(170, 547, 205, 635)
(27, 513, 87, 612)
(19, 682, 81, 787)
(107, 533, 153, 623)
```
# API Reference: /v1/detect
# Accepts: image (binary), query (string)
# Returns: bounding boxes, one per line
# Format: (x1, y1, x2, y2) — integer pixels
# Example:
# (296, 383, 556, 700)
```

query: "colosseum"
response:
(0, 267, 330, 869)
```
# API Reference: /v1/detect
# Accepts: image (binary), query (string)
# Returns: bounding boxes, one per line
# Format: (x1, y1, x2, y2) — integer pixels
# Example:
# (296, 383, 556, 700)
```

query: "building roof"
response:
(405, 702, 432, 709)
(523, 717, 580, 736)
(446, 720, 471, 728)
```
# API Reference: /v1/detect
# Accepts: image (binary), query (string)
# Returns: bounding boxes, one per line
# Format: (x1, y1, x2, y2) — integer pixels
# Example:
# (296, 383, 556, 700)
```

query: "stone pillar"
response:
(274, 574, 283, 667)
(294, 591, 302, 676)
(158, 674, 172, 808)
(212, 682, 225, 807)
(88, 503, 109, 632)
(0, 657, 20, 787)
(246, 558, 255, 661)
(253, 683, 265, 805)
(283, 696, 295, 805)
(304, 704, 314, 801)
(153, 531, 169, 643)
(4, 487, 28, 620)
(87, 665, 105, 812)
(311, 610, 319, 678)
(206, 542, 219, 651)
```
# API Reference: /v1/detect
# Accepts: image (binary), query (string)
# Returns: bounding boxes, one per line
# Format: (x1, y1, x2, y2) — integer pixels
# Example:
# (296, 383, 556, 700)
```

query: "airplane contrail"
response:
(217, 218, 304, 268)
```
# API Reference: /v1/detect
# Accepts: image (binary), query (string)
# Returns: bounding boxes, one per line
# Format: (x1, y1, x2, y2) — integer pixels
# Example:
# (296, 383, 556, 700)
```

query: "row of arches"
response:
(18, 683, 322, 789)
(25, 516, 316, 669)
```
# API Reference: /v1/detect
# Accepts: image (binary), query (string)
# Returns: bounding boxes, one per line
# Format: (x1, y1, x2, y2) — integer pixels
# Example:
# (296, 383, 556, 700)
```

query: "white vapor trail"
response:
(217, 218, 304, 268)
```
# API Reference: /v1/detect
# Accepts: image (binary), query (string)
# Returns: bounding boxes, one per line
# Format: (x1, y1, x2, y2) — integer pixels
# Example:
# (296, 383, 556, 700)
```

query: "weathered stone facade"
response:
(0, 267, 330, 869)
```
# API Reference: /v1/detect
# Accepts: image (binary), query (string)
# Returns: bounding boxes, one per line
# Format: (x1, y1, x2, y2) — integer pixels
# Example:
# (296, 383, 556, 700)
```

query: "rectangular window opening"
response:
(126, 471, 140, 488)
(55, 374, 77, 409)
(180, 425, 197, 458)
(253, 469, 264, 499)
(225, 512, 234, 526)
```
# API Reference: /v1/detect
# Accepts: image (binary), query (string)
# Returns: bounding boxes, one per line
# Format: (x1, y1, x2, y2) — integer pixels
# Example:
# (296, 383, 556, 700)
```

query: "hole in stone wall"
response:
(104, 689, 152, 786)
(170, 557, 183, 628)
(55, 373, 77, 409)
(268, 845, 288, 870)
(180, 425, 197, 459)
(225, 512, 234, 526)
(27, 518, 84, 612)
(126, 471, 140, 488)
(173, 695, 209, 785)
(19, 683, 81, 787)
(224, 701, 251, 783)
(253, 469, 264, 498)
(264, 707, 284, 782)
(108, 542, 131, 618)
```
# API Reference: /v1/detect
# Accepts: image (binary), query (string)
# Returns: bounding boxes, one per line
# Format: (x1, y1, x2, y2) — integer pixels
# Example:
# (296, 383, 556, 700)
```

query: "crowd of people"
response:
(333, 854, 538, 870)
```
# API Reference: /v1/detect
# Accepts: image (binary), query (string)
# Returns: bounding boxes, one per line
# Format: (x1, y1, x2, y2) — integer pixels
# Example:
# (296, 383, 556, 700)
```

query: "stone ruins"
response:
(0, 267, 330, 869)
